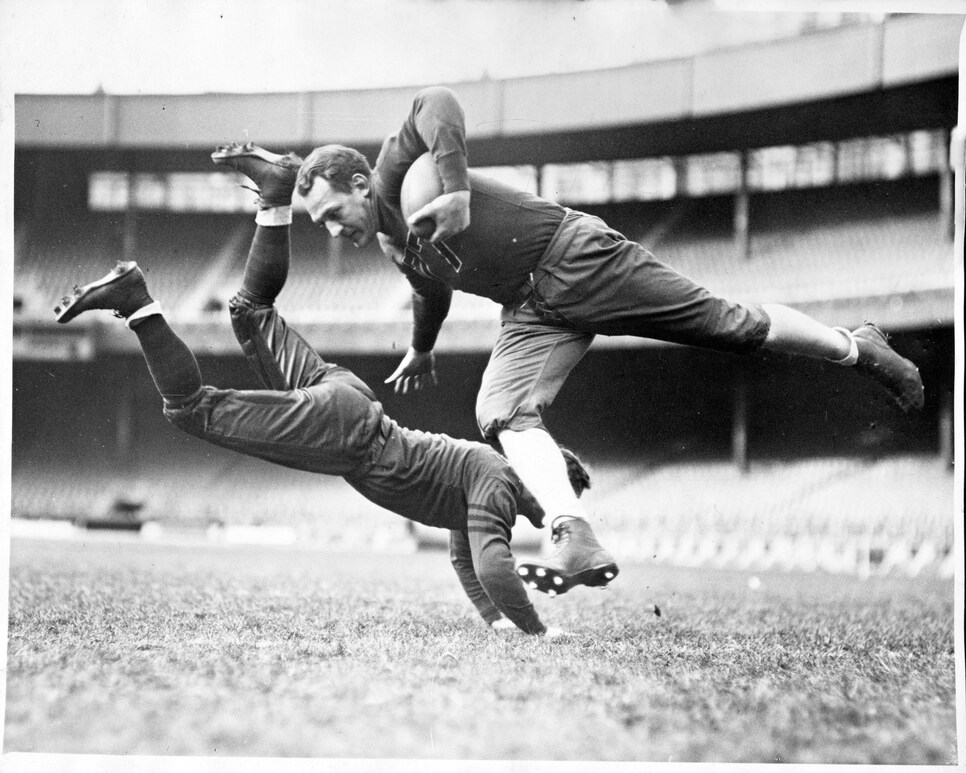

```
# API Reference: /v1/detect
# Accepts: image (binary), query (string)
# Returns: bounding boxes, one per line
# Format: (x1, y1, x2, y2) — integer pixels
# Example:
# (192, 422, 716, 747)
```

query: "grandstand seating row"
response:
(14, 177, 950, 323)
(11, 452, 954, 576)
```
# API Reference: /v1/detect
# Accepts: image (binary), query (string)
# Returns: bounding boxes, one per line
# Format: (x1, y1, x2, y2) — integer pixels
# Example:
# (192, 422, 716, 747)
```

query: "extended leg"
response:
(536, 227, 924, 413)
(211, 143, 369, 395)
(476, 320, 618, 594)
(54, 262, 377, 475)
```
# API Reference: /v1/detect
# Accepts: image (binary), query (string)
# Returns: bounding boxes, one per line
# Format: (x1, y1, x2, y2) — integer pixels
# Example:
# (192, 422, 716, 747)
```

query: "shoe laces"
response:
(550, 520, 572, 548)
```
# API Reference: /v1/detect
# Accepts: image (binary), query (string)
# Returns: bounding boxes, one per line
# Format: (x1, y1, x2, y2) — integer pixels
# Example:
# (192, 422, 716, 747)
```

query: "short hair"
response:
(296, 144, 372, 197)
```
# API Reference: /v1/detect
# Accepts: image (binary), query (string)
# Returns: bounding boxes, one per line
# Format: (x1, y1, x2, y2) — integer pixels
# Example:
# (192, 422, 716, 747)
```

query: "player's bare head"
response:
(296, 145, 372, 197)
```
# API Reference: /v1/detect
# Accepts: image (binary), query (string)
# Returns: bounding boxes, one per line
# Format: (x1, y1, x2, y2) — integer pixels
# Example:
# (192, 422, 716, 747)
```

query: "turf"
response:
(4, 535, 958, 764)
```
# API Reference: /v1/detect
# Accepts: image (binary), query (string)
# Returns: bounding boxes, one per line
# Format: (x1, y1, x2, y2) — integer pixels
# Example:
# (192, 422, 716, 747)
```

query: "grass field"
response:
(3, 533, 959, 766)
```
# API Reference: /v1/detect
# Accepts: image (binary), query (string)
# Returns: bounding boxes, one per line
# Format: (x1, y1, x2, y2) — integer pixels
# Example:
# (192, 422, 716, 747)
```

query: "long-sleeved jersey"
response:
(345, 416, 546, 634)
(371, 86, 566, 351)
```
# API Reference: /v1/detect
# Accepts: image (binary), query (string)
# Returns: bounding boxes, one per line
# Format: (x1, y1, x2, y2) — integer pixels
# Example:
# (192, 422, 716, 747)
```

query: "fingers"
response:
(384, 350, 437, 394)
(390, 372, 435, 395)
(406, 203, 434, 229)
(407, 192, 470, 243)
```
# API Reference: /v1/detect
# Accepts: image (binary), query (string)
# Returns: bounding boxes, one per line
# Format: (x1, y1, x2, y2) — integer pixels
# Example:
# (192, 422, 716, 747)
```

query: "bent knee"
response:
(162, 387, 208, 436)
(475, 395, 546, 441)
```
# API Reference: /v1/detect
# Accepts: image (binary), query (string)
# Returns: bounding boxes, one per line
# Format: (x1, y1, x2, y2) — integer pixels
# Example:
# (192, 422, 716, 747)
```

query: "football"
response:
(401, 152, 443, 239)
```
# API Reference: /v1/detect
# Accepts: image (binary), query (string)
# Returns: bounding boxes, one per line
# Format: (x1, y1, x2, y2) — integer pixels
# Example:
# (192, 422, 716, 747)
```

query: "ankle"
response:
(125, 299, 161, 328)
(826, 327, 858, 366)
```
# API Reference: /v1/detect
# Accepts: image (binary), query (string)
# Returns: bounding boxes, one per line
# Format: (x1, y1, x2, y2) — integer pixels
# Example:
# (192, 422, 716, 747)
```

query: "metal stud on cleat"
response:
(536, 568, 546, 577)
(553, 576, 563, 586)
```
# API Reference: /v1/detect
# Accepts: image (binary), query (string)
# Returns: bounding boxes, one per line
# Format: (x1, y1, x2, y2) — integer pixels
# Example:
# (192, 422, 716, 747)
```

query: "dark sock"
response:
(130, 314, 203, 404)
(240, 225, 290, 305)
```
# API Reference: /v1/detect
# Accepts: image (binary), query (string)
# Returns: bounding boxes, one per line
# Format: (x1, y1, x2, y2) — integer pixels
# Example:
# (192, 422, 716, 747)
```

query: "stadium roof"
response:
(14, 15, 960, 164)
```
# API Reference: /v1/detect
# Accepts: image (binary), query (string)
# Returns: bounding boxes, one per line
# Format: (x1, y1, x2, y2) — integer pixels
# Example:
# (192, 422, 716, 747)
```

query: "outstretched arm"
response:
(380, 241, 453, 394)
(460, 476, 547, 635)
(449, 529, 503, 626)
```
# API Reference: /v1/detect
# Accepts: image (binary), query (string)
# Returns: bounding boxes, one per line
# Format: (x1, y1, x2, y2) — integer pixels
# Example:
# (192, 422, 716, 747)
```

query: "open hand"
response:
(384, 347, 437, 395)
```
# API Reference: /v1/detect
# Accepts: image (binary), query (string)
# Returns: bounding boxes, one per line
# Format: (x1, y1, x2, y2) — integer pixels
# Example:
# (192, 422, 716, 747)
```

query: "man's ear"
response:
(351, 173, 371, 197)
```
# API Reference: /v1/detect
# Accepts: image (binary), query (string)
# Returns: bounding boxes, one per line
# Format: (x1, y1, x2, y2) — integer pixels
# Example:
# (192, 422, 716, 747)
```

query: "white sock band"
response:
(827, 327, 859, 366)
(125, 301, 163, 329)
(256, 206, 293, 227)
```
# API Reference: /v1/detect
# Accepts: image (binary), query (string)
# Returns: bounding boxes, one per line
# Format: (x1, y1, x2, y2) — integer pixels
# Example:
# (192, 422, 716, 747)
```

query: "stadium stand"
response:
(10, 449, 953, 576)
(10, 170, 954, 574)
(14, 176, 949, 326)
(11, 14, 958, 578)
(585, 177, 951, 312)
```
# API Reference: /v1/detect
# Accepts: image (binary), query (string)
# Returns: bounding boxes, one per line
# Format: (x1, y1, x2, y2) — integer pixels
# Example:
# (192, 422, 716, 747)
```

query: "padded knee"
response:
(475, 392, 546, 441)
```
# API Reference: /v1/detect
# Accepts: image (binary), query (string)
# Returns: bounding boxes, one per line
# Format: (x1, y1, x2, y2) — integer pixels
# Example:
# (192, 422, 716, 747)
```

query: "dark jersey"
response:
(371, 86, 566, 344)
(345, 418, 546, 634)
(374, 170, 564, 305)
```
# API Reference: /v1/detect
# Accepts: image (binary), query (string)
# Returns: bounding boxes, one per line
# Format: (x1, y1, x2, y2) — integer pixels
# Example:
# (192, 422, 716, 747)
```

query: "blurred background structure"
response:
(8, 6, 961, 577)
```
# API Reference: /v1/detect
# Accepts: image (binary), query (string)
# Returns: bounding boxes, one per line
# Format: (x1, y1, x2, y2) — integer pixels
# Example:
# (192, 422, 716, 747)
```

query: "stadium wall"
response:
(13, 15, 960, 162)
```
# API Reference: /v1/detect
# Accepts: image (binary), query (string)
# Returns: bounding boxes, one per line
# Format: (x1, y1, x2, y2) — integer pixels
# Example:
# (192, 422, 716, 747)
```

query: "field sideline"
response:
(3, 534, 960, 767)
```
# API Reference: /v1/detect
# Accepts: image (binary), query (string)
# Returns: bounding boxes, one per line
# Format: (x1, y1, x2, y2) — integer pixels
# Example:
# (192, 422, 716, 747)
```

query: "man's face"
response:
(302, 174, 377, 247)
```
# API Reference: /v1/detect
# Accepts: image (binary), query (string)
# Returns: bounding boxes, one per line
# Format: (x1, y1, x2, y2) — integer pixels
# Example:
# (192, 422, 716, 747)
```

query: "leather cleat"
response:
(852, 323, 924, 412)
(211, 142, 302, 209)
(516, 517, 619, 596)
(54, 261, 149, 324)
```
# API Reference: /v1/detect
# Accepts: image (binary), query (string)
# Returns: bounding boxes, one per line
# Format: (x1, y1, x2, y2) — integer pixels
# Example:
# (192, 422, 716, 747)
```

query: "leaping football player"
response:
(53, 148, 594, 637)
(280, 86, 923, 595)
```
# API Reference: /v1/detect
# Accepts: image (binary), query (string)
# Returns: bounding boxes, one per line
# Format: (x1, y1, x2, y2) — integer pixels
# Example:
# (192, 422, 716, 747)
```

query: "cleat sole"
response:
(516, 562, 619, 596)
(211, 142, 301, 169)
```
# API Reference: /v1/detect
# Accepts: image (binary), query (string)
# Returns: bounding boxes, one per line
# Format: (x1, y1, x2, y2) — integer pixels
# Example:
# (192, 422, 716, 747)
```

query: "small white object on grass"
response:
(748, 576, 762, 590)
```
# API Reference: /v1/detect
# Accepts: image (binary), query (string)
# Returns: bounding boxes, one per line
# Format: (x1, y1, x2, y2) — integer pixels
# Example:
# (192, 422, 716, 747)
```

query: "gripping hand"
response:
(407, 190, 470, 243)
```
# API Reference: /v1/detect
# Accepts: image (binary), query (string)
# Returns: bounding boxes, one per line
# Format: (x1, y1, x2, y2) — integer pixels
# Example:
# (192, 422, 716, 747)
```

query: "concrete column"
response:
(115, 368, 136, 470)
(939, 127, 954, 242)
(734, 150, 750, 261)
(732, 364, 750, 473)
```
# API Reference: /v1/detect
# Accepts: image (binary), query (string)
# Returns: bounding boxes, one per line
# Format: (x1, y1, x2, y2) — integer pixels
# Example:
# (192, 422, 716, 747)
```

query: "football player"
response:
(286, 86, 924, 595)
